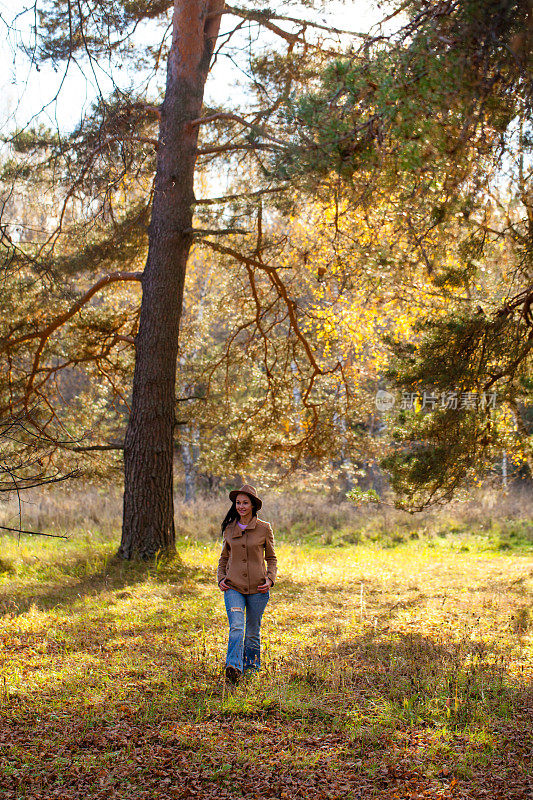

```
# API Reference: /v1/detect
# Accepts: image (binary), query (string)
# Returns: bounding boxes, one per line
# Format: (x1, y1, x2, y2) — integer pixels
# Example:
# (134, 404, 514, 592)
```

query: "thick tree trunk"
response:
(118, 0, 224, 559)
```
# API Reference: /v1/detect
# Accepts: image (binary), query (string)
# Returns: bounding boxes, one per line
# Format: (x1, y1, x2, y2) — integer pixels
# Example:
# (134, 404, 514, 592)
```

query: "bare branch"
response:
(70, 443, 124, 451)
(188, 112, 287, 146)
(188, 227, 248, 236)
(0, 525, 69, 539)
(193, 185, 290, 205)
(196, 142, 282, 155)
(224, 4, 369, 42)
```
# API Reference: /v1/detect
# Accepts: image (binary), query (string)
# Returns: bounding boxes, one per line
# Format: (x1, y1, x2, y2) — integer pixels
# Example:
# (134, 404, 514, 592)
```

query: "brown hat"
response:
(229, 484, 263, 510)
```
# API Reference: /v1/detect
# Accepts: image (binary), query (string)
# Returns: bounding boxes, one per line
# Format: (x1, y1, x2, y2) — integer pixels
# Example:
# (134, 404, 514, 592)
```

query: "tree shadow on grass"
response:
(0, 553, 208, 618)
(281, 625, 532, 729)
(1, 625, 532, 800)
(273, 574, 371, 601)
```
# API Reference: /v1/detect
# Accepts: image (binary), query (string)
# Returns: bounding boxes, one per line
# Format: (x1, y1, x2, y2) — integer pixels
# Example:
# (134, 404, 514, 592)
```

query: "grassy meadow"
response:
(0, 487, 532, 799)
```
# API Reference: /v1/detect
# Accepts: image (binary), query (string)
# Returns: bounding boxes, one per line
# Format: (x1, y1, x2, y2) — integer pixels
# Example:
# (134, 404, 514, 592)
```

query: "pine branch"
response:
(0, 272, 143, 354)
(202, 239, 347, 408)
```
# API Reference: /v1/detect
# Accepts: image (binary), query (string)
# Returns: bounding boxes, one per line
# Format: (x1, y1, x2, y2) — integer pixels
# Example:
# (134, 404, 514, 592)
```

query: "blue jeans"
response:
(224, 588, 270, 672)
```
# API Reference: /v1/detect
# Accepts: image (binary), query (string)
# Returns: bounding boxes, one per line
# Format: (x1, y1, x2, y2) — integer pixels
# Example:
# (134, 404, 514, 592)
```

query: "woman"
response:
(217, 484, 277, 684)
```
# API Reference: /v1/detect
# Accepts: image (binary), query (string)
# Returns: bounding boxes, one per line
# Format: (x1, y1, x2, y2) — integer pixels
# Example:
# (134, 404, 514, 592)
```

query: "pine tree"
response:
(4, 1, 366, 554)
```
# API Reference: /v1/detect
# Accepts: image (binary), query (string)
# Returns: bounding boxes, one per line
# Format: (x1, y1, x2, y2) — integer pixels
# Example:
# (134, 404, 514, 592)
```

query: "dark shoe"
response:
(225, 666, 242, 685)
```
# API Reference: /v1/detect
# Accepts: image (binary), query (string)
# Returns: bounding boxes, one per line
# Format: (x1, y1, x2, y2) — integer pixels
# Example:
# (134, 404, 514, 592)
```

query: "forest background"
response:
(0, 3, 532, 799)
(0, 0, 532, 541)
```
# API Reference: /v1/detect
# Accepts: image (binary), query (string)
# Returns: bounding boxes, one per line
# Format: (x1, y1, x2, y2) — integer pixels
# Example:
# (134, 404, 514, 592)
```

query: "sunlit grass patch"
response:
(0, 514, 531, 798)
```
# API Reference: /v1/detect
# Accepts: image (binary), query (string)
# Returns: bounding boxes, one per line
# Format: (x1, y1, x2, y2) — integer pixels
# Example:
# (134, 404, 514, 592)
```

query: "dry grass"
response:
(3, 480, 533, 544)
(0, 489, 531, 798)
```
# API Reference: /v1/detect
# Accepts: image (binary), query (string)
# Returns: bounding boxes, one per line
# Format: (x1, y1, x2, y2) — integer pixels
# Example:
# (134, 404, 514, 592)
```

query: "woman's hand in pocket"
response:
(218, 578, 230, 592)
(257, 578, 272, 593)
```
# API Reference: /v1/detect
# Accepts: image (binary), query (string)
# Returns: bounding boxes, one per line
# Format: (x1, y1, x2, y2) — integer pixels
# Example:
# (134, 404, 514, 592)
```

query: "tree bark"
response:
(118, 0, 224, 559)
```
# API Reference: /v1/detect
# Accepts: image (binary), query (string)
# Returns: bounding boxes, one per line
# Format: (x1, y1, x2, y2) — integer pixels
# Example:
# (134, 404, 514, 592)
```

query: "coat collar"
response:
(230, 516, 258, 538)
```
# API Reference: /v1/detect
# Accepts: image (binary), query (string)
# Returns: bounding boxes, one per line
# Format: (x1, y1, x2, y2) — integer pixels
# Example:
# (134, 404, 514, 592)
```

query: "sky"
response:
(0, 0, 390, 137)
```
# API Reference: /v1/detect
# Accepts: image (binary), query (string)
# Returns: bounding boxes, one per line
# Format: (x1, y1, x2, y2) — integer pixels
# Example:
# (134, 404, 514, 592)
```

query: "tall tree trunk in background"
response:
(290, 360, 304, 435)
(181, 423, 200, 502)
(118, 0, 224, 559)
(178, 267, 211, 503)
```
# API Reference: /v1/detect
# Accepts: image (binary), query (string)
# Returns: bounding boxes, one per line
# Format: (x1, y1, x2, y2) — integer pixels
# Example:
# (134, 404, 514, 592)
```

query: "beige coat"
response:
(217, 517, 278, 594)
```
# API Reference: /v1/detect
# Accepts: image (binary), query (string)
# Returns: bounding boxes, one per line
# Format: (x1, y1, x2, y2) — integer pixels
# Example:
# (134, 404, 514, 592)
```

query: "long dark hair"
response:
(221, 496, 259, 535)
